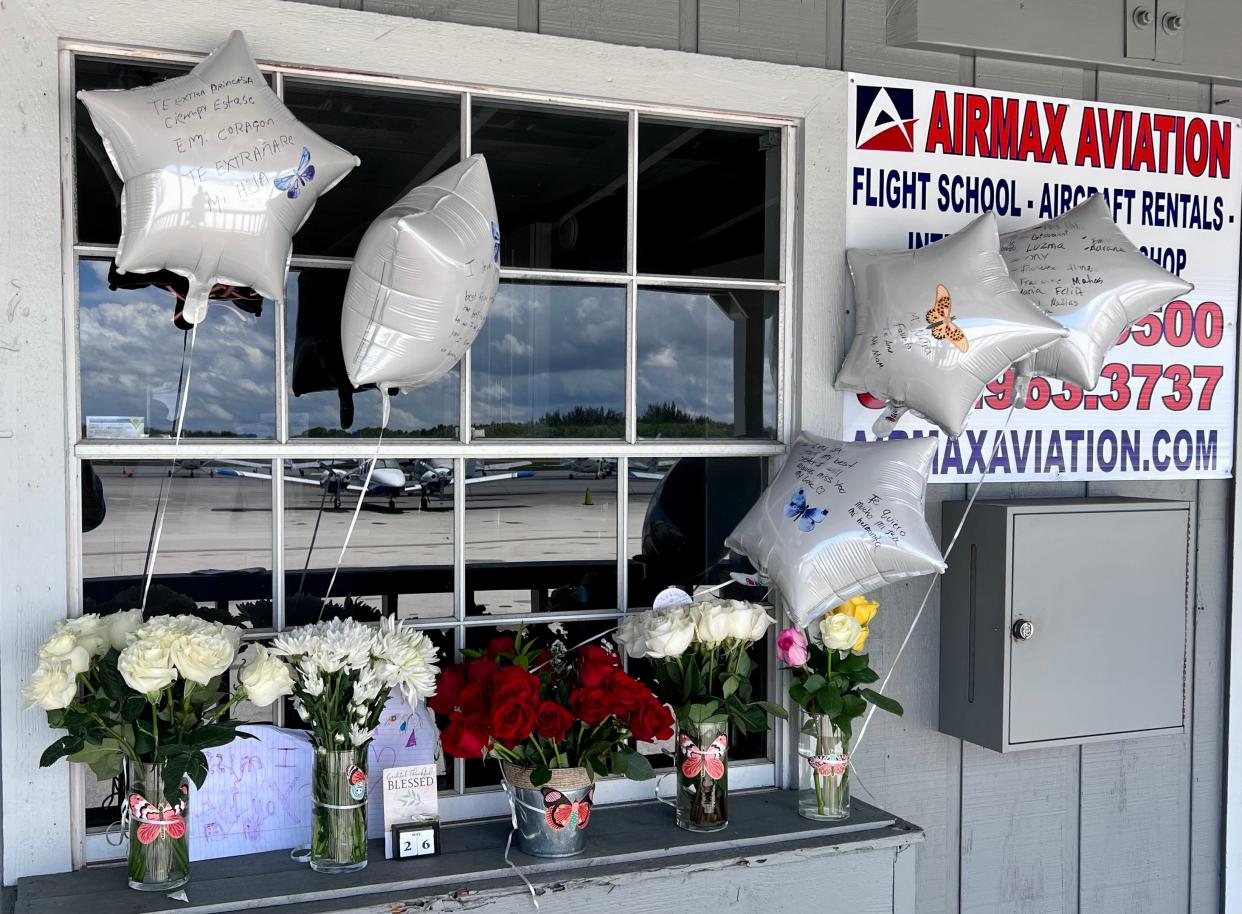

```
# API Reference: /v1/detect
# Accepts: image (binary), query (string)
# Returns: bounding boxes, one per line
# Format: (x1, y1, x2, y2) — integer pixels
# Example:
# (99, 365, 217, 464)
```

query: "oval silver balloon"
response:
(341, 154, 500, 392)
(1001, 194, 1194, 400)
(77, 31, 359, 325)
(837, 212, 1067, 437)
(725, 432, 945, 630)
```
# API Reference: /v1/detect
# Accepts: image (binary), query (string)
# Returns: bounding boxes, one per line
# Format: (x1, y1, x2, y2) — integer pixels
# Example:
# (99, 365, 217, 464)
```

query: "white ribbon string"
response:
(851, 403, 1017, 757)
(528, 626, 618, 674)
(141, 325, 198, 612)
(500, 780, 541, 911)
(653, 756, 679, 809)
(321, 392, 390, 611)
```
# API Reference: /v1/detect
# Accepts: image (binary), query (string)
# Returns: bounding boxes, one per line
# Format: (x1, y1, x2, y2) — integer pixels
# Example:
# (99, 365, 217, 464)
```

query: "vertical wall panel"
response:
(843, 0, 961, 84)
(698, 0, 830, 67)
(974, 58, 1086, 99)
(359, 0, 522, 29)
(539, 0, 680, 49)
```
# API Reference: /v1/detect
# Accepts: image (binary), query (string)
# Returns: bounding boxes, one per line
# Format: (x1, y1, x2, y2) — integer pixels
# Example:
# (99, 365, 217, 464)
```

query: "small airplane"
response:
(559, 457, 673, 481)
(218, 459, 534, 511)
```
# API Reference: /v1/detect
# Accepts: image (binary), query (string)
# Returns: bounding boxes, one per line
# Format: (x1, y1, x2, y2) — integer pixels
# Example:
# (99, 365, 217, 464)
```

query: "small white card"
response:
(382, 764, 438, 859)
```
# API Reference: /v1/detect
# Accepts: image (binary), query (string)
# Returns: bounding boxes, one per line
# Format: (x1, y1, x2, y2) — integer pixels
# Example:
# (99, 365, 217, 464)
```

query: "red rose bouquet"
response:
(430, 630, 669, 785)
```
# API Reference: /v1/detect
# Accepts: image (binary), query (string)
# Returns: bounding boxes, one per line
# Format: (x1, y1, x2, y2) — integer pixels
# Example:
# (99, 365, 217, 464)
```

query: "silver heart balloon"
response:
(837, 212, 1067, 437)
(341, 155, 500, 392)
(1001, 194, 1194, 400)
(77, 31, 359, 324)
(725, 432, 945, 630)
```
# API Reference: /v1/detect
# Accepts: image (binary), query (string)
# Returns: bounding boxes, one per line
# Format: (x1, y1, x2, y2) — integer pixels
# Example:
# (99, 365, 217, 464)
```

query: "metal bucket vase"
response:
(502, 763, 596, 858)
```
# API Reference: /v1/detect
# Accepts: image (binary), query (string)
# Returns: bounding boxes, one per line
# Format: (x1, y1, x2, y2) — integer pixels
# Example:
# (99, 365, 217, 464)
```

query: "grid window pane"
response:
(638, 120, 781, 280)
(286, 267, 460, 437)
(471, 281, 625, 437)
(472, 102, 627, 272)
(280, 457, 454, 623)
(79, 258, 277, 439)
(637, 287, 777, 439)
(284, 80, 462, 257)
(465, 458, 617, 615)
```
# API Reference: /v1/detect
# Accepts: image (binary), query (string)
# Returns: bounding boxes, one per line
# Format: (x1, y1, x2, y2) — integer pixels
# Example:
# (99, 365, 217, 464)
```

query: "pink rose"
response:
(776, 627, 809, 667)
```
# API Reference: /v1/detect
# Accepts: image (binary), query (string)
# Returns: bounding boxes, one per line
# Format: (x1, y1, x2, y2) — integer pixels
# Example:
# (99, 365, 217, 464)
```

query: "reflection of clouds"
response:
(79, 260, 275, 435)
(494, 334, 532, 358)
(643, 346, 677, 369)
(477, 383, 509, 401)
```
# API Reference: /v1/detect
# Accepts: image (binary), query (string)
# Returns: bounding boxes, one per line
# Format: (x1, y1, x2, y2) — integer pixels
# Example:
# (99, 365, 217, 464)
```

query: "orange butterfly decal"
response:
(926, 284, 968, 353)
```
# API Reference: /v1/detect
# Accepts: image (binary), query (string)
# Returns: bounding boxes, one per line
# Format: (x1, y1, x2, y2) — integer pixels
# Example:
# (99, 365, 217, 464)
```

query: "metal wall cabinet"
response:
(939, 497, 1193, 753)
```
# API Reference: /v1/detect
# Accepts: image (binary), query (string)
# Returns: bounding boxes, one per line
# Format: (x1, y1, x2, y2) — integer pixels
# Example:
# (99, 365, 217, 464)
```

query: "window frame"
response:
(62, 42, 798, 864)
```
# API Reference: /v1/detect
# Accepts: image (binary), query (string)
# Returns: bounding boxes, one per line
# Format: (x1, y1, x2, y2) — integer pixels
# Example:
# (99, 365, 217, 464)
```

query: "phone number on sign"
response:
(981, 363, 1225, 412)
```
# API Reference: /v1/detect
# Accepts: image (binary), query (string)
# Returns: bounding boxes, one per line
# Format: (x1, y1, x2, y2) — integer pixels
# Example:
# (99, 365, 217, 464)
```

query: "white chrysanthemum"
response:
(349, 725, 373, 747)
(374, 618, 439, 705)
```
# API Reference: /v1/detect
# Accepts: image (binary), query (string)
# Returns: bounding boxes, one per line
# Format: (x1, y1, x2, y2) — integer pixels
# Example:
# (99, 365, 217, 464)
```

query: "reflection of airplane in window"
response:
(559, 457, 673, 481)
(218, 459, 534, 511)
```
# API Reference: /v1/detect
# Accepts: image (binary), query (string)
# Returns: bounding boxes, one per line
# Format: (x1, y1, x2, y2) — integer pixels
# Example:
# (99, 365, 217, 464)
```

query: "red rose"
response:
(457, 681, 487, 715)
(534, 701, 574, 743)
(492, 665, 541, 709)
(628, 700, 674, 743)
(569, 687, 614, 726)
(486, 635, 516, 658)
(466, 656, 498, 690)
(441, 712, 490, 758)
(491, 699, 537, 746)
(577, 644, 620, 688)
(606, 671, 653, 714)
(429, 664, 467, 716)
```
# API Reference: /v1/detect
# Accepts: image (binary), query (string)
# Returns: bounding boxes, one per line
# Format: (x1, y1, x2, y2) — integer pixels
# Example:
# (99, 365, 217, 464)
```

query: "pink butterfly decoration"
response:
(809, 754, 849, 777)
(679, 733, 728, 780)
(128, 791, 188, 845)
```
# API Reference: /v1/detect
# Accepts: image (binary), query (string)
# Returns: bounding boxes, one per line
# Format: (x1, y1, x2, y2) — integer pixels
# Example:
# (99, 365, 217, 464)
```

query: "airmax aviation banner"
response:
(843, 74, 1242, 482)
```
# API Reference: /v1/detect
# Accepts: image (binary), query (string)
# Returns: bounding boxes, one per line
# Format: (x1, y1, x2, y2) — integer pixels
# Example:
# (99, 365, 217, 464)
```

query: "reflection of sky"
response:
(80, 262, 772, 436)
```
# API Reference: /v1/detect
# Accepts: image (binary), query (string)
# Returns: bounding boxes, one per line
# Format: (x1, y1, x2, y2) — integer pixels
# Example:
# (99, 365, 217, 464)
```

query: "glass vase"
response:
(675, 717, 729, 832)
(797, 713, 850, 820)
(311, 747, 369, 874)
(125, 760, 190, 892)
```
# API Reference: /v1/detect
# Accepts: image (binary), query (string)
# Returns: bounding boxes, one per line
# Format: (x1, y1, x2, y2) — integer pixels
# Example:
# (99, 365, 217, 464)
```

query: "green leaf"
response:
(754, 700, 789, 721)
(851, 667, 879, 684)
(39, 735, 84, 768)
(814, 687, 843, 717)
(722, 676, 739, 698)
(802, 674, 827, 694)
(789, 683, 809, 706)
(68, 739, 125, 781)
(836, 652, 867, 673)
(187, 725, 242, 750)
(735, 651, 753, 678)
(623, 751, 655, 781)
(861, 689, 904, 717)
(531, 766, 552, 787)
(800, 718, 819, 735)
(120, 695, 147, 723)
(841, 692, 867, 719)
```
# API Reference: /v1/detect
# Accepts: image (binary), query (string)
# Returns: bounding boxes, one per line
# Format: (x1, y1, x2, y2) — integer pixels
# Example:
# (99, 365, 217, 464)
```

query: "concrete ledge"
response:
(16, 792, 923, 914)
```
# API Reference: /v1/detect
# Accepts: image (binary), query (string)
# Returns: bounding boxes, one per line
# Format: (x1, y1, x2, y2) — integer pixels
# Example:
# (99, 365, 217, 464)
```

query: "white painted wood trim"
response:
(1225, 212, 1242, 914)
(1, 0, 847, 884)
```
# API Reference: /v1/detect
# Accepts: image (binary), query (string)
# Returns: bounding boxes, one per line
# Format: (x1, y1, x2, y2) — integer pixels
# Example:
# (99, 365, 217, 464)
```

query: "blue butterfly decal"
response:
(784, 488, 829, 532)
(274, 147, 316, 199)
(491, 222, 501, 264)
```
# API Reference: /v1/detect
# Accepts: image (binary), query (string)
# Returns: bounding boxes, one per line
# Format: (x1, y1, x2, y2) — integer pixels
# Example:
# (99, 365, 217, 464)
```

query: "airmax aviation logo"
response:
(855, 85, 917, 152)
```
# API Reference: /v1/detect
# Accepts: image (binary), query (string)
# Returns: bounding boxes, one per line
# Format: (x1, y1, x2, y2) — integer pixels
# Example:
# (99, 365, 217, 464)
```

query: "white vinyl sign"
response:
(844, 74, 1242, 481)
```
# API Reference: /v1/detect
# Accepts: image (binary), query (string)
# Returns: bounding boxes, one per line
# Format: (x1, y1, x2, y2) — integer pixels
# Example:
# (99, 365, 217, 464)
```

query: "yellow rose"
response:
(851, 626, 870, 653)
(831, 596, 879, 652)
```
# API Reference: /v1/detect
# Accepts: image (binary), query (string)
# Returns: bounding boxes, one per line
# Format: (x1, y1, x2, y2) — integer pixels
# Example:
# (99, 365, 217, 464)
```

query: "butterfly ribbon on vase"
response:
(679, 733, 727, 780)
(540, 786, 594, 831)
(926, 284, 968, 353)
(808, 753, 849, 778)
(127, 792, 188, 845)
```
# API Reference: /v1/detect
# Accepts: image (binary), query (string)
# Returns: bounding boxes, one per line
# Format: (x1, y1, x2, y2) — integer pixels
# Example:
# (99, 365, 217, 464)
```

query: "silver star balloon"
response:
(1001, 194, 1193, 401)
(837, 212, 1066, 437)
(725, 432, 945, 630)
(341, 155, 500, 392)
(77, 30, 359, 324)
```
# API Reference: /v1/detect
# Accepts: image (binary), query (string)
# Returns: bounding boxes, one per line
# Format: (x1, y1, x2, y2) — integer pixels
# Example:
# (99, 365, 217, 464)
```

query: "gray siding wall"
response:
(290, 3, 1234, 912)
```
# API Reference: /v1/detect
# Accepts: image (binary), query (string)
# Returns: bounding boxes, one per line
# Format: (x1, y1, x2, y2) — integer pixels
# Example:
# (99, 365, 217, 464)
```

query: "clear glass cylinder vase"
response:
(675, 718, 729, 832)
(311, 747, 369, 874)
(125, 760, 190, 892)
(797, 713, 850, 820)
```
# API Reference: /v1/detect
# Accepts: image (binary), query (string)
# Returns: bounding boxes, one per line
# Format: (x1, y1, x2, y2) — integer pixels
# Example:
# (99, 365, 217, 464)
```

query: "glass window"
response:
(284, 80, 462, 257)
(637, 287, 778, 439)
(472, 102, 628, 272)
(638, 121, 781, 280)
(286, 267, 460, 438)
(472, 282, 626, 437)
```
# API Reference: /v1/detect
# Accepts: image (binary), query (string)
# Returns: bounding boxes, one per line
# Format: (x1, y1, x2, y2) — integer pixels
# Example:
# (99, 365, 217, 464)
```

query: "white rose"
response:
(118, 641, 177, 695)
(58, 615, 109, 657)
(38, 630, 91, 675)
(613, 615, 650, 659)
(238, 645, 294, 708)
(24, 661, 79, 711)
(819, 613, 863, 651)
(691, 602, 734, 647)
(645, 609, 696, 659)
(727, 602, 775, 643)
(107, 609, 144, 651)
(216, 623, 243, 653)
(169, 629, 236, 685)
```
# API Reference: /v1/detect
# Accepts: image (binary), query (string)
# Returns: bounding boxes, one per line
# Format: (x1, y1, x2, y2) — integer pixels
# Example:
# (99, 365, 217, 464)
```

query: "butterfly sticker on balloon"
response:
(926, 284, 968, 353)
(274, 147, 316, 200)
(680, 733, 728, 780)
(541, 786, 594, 831)
(128, 789, 188, 845)
(785, 489, 829, 532)
(808, 753, 849, 778)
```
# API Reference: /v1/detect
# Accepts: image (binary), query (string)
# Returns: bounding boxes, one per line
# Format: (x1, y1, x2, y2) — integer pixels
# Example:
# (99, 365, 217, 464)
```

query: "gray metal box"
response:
(938, 497, 1193, 753)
